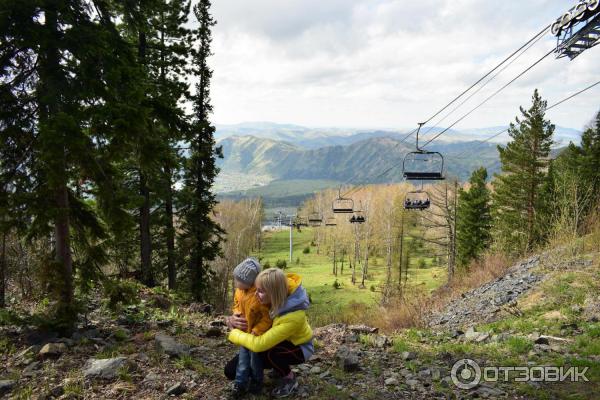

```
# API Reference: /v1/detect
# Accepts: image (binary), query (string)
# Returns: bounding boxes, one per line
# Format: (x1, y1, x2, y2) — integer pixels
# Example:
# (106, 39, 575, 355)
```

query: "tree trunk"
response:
(139, 171, 154, 287)
(0, 229, 6, 308)
(55, 182, 74, 307)
(398, 215, 404, 291)
(165, 167, 176, 289)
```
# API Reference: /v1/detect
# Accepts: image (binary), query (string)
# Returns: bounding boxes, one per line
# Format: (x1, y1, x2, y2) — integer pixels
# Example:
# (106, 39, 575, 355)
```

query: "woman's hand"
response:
(226, 314, 248, 331)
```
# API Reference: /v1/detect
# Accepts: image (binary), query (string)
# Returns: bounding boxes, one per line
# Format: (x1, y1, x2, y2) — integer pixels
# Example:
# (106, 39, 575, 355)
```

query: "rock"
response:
(319, 370, 331, 379)
(348, 324, 379, 334)
(155, 333, 190, 358)
(149, 294, 172, 310)
(534, 337, 549, 345)
(373, 335, 390, 348)
(401, 351, 417, 361)
(22, 361, 41, 377)
(190, 302, 214, 314)
(49, 385, 65, 397)
(475, 333, 490, 343)
(465, 327, 480, 340)
(83, 357, 128, 379)
(309, 366, 322, 374)
(384, 377, 398, 386)
(336, 346, 360, 372)
(15, 345, 39, 361)
(0, 380, 16, 396)
(166, 382, 186, 396)
(205, 326, 222, 338)
(39, 342, 67, 358)
(406, 379, 420, 388)
(451, 330, 464, 339)
(476, 384, 505, 398)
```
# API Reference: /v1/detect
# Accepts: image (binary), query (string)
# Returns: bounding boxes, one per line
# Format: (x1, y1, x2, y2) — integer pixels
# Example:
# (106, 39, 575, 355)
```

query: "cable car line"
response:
(420, 47, 555, 149)
(448, 78, 600, 160)
(420, 28, 549, 139)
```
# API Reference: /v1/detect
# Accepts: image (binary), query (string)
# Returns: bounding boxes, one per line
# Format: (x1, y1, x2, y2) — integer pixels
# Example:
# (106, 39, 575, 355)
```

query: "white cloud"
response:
(207, 0, 600, 131)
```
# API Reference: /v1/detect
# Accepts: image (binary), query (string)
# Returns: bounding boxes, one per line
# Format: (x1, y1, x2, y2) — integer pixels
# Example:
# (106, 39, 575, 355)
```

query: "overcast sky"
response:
(206, 0, 600, 131)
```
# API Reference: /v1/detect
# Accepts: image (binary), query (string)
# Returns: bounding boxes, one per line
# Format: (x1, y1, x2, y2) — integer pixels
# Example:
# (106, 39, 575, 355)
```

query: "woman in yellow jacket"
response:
(226, 268, 314, 397)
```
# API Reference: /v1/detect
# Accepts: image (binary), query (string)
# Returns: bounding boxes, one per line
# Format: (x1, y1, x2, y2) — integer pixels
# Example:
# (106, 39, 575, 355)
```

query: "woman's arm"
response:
(228, 319, 298, 353)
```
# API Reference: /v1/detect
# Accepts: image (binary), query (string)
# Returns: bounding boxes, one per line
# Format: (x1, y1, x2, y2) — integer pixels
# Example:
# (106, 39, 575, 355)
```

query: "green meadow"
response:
(253, 227, 447, 327)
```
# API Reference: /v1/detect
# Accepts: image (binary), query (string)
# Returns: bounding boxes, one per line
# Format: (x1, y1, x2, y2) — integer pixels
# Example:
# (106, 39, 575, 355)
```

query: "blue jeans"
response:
(235, 346, 263, 387)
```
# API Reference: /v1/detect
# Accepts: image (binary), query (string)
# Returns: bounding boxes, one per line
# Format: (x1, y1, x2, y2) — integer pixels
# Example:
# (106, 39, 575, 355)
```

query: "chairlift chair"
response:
(308, 212, 323, 227)
(332, 188, 354, 213)
(325, 216, 337, 226)
(402, 123, 445, 181)
(350, 202, 366, 224)
(404, 189, 431, 210)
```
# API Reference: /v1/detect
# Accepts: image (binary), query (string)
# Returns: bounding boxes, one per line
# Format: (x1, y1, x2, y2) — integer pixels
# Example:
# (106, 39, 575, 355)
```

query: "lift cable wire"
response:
(337, 24, 552, 199)
(448, 78, 600, 160)
(342, 76, 600, 199)
(420, 47, 555, 149)
(420, 27, 549, 139)
(419, 24, 551, 127)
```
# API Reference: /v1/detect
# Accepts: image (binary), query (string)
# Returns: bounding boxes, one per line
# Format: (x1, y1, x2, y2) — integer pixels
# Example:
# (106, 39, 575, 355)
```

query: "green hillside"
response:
(253, 228, 447, 327)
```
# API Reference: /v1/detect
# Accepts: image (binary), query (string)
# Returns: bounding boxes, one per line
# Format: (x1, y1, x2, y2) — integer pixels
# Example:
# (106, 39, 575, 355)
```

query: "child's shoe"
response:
(228, 382, 247, 399)
(247, 380, 263, 395)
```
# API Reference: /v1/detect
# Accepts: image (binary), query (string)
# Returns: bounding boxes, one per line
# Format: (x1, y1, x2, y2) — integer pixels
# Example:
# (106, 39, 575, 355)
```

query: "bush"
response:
(275, 259, 287, 270)
(418, 258, 427, 269)
(333, 279, 342, 289)
(302, 247, 310, 254)
(263, 261, 271, 269)
(103, 279, 141, 311)
(296, 257, 301, 265)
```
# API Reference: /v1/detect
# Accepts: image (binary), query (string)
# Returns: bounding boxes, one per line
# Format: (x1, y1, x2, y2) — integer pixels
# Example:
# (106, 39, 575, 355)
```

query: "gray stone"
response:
(336, 346, 360, 372)
(401, 351, 417, 361)
(384, 377, 398, 386)
(309, 366, 321, 374)
(166, 382, 186, 396)
(83, 357, 128, 379)
(0, 380, 16, 395)
(349, 324, 379, 334)
(205, 326, 222, 338)
(22, 361, 41, 377)
(155, 333, 190, 358)
(39, 342, 67, 358)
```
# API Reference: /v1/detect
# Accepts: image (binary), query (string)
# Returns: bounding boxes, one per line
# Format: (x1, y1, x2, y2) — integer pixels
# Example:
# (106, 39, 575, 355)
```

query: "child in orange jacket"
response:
(230, 258, 272, 397)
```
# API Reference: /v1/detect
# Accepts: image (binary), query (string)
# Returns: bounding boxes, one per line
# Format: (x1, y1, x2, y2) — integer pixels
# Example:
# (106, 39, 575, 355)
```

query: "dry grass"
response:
(375, 252, 514, 332)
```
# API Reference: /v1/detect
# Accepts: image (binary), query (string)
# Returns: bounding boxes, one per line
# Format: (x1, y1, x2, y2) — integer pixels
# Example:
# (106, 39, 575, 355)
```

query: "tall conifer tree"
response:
(492, 90, 554, 254)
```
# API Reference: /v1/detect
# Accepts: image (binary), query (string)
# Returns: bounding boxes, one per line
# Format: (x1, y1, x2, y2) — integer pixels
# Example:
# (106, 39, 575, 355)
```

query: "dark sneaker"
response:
(228, 383, 247, 399)
(271, 376, 299, 398)
(268, 369, 282, 380)
(247, 380, 263, 395)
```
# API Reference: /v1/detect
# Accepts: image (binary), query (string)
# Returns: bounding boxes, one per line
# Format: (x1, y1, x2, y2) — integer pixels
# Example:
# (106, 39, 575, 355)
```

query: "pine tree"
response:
(179, 0, 224, 301)
(1, 0, 145, 330)
(492, 89, 555, 254)
(456, 167, 491, 267)
(578, 110, 600, 208)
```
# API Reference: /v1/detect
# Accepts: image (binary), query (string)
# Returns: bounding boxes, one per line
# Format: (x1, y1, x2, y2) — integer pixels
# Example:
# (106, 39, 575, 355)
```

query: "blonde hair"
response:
(256, 268, 288, 318)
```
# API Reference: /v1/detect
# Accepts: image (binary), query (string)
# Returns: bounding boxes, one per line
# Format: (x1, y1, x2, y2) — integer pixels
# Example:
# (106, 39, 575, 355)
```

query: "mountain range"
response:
(214, 122, 580, 208)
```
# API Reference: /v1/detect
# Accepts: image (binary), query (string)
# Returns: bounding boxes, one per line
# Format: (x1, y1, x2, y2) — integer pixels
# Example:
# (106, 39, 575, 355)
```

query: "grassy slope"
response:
(254, 227, 446, 327)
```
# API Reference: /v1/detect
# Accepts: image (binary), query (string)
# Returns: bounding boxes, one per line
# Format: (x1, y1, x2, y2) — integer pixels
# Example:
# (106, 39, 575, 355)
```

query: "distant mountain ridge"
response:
(215, 121, 582, 149)
(217, 135, 500, 188)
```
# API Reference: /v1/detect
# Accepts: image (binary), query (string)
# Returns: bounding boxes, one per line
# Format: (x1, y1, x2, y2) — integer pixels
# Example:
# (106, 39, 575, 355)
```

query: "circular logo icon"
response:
(451, 358, 481, 389)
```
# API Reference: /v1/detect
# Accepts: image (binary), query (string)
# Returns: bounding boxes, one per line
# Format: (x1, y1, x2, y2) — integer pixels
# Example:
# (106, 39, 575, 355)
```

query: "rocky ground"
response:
(1, 250, 599, 399)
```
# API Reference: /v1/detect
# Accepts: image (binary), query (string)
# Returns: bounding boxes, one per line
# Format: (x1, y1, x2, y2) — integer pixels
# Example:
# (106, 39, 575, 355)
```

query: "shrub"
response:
(333, 279, 341, 290)
(303, 247, 310, 254)
(296, 257, 301, 265)
(275, 259, 287, 269)
(103, 279, 141, 311)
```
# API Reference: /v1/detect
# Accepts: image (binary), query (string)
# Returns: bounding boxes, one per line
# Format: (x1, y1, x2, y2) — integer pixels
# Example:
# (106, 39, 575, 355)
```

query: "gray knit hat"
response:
(233, 258, 262, 285)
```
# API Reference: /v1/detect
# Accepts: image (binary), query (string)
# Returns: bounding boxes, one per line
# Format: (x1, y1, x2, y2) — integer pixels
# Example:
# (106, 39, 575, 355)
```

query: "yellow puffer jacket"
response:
(228, 273, 313, 353)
